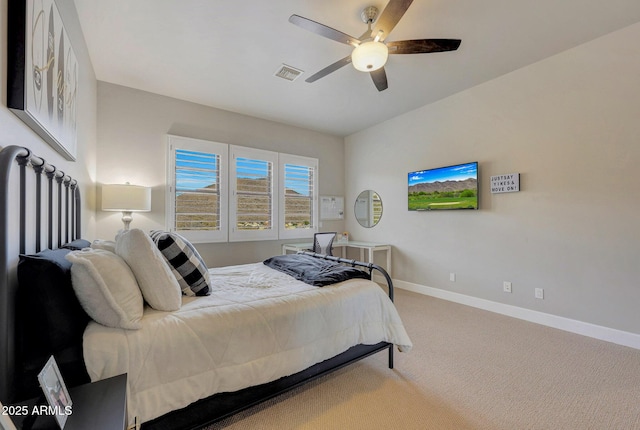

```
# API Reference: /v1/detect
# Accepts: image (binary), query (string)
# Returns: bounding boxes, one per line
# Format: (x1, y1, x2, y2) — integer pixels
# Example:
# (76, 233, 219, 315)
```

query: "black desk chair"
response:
(312, 232, 336, 256)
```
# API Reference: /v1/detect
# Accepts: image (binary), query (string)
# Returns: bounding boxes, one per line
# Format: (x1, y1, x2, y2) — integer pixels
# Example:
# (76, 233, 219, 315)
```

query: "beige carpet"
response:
(206, 289, 640, 429)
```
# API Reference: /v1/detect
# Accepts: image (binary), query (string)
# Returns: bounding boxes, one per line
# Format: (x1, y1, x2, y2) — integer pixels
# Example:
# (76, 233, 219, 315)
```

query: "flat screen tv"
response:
(408, 161, 478, 210)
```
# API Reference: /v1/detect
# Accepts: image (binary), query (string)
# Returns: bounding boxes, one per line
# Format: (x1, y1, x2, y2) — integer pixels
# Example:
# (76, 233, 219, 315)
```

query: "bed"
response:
(0, 145, 412, 429)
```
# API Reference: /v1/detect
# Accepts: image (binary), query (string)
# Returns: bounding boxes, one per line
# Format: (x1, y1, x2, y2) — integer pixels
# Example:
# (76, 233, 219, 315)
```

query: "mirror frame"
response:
(354, 190, 383, 228)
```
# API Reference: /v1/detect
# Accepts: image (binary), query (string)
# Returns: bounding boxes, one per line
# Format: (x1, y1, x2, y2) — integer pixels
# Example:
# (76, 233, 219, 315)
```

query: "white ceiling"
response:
(73, 0, 640, 137)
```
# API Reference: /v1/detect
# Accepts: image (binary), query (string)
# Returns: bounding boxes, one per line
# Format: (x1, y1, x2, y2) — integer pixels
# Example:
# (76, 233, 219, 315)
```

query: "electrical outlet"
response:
(450, 273, 456, 282)
(535, 288, 544, 299)
(503, 281, 512, 293)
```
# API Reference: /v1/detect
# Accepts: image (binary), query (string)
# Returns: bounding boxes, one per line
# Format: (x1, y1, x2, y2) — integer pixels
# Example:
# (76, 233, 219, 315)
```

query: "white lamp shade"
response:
(102, 184, 151, 212)
(351, 41, 389, 72)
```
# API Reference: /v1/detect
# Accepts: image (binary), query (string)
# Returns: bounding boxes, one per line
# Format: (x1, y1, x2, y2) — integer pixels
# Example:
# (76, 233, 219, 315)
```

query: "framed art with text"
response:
(7, 0, 78, 161)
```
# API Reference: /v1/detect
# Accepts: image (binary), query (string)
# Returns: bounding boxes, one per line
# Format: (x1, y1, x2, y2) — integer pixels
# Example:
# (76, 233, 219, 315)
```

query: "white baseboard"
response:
(394, 279, 640, 351)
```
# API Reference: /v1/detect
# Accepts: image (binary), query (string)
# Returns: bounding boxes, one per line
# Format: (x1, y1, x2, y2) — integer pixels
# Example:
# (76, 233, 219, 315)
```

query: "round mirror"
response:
(355, 190, 383, 228)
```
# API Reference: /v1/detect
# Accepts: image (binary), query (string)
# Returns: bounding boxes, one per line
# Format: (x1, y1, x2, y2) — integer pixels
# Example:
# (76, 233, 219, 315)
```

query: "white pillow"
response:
(90, 239, 116, 253)
(66, 248, 143, 330)
(116, 228, 182, 311)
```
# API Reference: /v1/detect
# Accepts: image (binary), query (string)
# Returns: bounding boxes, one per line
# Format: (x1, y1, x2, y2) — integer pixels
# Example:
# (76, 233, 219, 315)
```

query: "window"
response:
(279, 154, 318, 239)
(167, 136, 228, 242)
(229, 146, 278, 241)
(168, 136, 318, 242)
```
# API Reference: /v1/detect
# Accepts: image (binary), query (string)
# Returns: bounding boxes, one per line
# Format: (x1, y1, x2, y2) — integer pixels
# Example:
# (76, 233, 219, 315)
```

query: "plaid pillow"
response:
(149, 231, 211, 296)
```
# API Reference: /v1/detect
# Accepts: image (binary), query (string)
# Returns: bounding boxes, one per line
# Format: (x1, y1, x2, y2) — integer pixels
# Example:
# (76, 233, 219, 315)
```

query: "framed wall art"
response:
(7, 0, 79, 161)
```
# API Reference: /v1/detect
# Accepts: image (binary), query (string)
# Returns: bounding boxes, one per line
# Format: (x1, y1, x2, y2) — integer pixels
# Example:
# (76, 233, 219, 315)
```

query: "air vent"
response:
(274, 64, 304, 82)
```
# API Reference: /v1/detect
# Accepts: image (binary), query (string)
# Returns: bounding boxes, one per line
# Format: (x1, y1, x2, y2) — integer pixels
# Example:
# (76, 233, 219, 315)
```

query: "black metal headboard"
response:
(0, 145, 82, 403)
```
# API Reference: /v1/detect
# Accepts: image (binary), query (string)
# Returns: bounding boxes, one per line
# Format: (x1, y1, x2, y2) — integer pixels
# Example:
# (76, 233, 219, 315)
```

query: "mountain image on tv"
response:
(408, 162, 478, 210)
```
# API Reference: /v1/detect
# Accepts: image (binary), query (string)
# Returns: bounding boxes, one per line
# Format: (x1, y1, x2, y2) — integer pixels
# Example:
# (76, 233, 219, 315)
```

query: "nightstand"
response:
(9, 374, 127, 430)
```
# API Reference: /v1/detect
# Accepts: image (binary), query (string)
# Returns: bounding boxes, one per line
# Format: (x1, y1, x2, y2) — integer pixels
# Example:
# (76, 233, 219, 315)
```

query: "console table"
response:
(282, 241, 392, 276)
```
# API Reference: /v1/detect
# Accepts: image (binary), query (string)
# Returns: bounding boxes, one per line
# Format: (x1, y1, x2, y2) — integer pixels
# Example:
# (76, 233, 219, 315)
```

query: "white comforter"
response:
(83, 263, 412, 425)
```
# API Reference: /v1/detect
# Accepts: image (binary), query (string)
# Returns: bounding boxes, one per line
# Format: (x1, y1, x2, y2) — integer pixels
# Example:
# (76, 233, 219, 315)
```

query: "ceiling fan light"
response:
(351, 41, 389, 72)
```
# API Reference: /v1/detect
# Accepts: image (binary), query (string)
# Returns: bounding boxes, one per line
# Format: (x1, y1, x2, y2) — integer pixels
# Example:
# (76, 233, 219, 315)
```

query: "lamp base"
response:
(121, 211, 133, 230)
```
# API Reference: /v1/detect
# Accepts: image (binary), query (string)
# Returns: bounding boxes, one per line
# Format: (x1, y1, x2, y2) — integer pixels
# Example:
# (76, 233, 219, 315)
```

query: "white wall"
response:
(0, 0, 97, 238)
(345, 23, 640, 336)
(96, 82, 345, 266)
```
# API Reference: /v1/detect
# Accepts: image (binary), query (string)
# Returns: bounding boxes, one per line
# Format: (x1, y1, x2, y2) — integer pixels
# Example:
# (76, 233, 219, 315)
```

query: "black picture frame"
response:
(7, 0, 78, 161)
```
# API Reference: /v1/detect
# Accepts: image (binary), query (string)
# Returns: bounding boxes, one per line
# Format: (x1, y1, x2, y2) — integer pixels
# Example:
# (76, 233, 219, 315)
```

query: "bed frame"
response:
(0, 145, 396, 430)
(0, 145, 81, 406)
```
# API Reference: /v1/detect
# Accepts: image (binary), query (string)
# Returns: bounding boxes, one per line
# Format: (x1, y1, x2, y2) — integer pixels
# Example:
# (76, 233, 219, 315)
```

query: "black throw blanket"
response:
(263, 254, 370, 287)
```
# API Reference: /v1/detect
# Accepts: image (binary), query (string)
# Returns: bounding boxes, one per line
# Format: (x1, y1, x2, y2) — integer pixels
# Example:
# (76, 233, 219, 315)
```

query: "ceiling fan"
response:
(289, 0, 461, 92)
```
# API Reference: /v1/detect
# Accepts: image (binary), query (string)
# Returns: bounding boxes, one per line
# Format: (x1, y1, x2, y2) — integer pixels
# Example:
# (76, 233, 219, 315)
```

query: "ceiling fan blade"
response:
(305, 56, 352, 83)
(289, 15, 360, 46)
(370, 67, 388, 92)
(387, 39, 462, 54)
(371, 0, 414, 41)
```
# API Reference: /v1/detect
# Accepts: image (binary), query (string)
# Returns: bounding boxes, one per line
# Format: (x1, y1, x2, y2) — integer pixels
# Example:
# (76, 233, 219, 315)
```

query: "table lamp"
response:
(102, 183, 151, 230)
